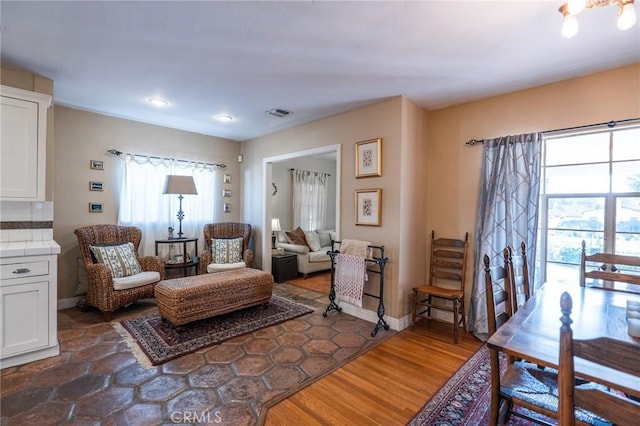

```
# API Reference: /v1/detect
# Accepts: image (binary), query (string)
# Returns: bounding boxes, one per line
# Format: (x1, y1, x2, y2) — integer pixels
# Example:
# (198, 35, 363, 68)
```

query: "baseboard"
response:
(337, 303, 407, 331)
(58, 296, 82, 310)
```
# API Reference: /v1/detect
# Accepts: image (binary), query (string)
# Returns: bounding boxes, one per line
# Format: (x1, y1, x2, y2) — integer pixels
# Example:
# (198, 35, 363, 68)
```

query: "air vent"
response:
(266, 108, 292, 118)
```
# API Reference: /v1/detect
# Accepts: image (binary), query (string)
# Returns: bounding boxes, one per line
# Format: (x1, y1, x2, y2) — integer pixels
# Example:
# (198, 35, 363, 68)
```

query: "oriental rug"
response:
(408, 344, 550, 426)
(116, 295, 313, 366)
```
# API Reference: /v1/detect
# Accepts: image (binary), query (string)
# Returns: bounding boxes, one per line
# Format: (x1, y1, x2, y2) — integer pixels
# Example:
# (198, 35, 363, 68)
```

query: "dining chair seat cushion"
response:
(207, 261, 246, 273)
(502, 362, 612, 425)
(112, 271, 161, 290)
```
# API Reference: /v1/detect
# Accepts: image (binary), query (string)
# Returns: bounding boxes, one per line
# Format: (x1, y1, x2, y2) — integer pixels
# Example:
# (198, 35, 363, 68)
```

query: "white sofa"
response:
(275, 229, 336, 277)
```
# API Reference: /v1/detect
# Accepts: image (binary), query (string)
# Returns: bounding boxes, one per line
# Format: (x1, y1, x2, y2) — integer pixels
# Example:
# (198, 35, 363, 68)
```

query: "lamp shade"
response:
(271, 218, 281, 232)
(163, 175, 198, 195)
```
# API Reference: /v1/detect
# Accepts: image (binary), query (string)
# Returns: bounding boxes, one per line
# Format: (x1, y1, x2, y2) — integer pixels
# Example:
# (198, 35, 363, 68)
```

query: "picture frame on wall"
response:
(355, 189, 381, 226)
(89, 181, 103, 191)
(355, 138, 382, 178)
(88, 202, 103, 213)
(90, 160, 104, 170)
(223, 174, 231, 184)
(222, 189, 232, 197)
(223, 203, 231, 213)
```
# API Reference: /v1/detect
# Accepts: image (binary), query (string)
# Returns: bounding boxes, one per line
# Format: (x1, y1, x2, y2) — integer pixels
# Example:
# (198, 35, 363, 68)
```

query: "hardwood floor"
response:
(287, 271, 332, 293)
(264, 319, 483, 425)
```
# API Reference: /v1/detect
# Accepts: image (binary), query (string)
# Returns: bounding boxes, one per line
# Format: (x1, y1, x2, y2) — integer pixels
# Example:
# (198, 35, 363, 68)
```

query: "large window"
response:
(539, 122, 640, 285)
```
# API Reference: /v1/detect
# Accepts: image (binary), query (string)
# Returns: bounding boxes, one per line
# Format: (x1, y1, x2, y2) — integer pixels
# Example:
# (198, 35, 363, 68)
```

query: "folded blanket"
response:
(340, 239, 371, 258)
(335, 253, 366, 308)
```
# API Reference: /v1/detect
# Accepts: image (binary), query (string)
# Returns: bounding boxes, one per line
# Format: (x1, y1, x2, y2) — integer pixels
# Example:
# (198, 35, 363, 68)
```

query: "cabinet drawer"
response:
(1, 261, 49, 281)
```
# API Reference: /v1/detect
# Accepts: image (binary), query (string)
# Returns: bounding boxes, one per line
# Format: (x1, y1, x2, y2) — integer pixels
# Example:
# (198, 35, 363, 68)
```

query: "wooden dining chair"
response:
(558, 291, 640, 425)
(580, 240, 640, 293)
(506, 241, 531, 313)
(412, 231, 468, 343)
(484, 252, 559, 425)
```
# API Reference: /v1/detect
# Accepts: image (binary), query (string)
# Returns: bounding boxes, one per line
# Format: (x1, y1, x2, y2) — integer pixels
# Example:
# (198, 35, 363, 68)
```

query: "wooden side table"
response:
(272, 253, 298, 283)
(155, 237, 199, 277)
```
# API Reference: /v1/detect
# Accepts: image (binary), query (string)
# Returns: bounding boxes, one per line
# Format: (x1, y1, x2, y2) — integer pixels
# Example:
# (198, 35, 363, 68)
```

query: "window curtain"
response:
(118, 155, 218, 259)
(468, 132, 542, 340)
(292, 169, 328, 231)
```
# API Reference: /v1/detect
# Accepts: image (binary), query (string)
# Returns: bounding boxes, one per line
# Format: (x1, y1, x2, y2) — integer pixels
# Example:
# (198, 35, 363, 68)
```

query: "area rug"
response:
(115, 295, 313, 366)
(408, 344, 550, 426)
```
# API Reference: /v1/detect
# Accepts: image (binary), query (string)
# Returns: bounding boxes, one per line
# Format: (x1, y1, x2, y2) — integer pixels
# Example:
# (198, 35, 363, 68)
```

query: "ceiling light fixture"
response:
(147, 97, 169, 107)
(559, 0, 637, 38)
(215, 114, 233, 122)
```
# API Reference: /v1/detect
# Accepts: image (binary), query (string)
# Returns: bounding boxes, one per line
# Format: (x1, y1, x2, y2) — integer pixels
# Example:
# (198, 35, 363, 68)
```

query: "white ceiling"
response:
(1, 1, 638, 142)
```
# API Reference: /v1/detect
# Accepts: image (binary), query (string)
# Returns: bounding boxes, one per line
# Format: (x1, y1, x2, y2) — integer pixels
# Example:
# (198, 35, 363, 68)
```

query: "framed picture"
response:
(223, 203, 231, 213)
(223, 174, 231, 184)
(88, 202, 103, 213)
(89, 181, 103, 191)
(355, 138, 382, 178)
(222, 189, 232, 197)
(90, 160, 104, 170)
(355, 189, 381, 226)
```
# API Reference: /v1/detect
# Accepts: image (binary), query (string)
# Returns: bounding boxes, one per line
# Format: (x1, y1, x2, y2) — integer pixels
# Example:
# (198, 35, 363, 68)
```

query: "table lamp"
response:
(271, 218, 281, 249)
(163, 175, 198, 239)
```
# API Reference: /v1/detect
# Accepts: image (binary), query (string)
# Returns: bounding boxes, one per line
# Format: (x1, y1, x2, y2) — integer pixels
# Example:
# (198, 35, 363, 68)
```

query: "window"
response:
(539, 122, 640, 285)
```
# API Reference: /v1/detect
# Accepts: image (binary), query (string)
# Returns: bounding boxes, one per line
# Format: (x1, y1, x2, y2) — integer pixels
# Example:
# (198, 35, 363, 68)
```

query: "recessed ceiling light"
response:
(215, 114, 233, 122)
(147, 97, 169, 107)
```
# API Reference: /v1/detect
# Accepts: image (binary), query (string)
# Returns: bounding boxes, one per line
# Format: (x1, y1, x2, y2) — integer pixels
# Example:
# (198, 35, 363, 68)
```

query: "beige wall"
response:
(426, 63, 640, 316)
(1, 67, 55, 200)
(242, 96, 415, 319)
(54, 106, 241, 299)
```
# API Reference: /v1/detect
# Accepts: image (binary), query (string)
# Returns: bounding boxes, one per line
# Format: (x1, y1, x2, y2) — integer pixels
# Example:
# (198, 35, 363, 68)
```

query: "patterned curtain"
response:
(468, 132, 542, 340)
(292, 169, 328, 231)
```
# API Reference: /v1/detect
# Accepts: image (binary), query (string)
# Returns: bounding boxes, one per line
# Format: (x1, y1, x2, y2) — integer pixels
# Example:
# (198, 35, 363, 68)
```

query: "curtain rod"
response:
(107, 149, 226, 169)
(463, 118, 638, 146)
(289, 168, 331, 176)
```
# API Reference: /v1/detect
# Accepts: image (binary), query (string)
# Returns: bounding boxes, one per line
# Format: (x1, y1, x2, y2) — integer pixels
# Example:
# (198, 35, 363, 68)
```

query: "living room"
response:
(1, 1, 639, 424)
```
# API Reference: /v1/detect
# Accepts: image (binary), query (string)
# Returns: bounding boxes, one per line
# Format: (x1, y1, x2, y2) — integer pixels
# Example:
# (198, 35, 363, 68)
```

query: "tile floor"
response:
(0, 283, 390, 425)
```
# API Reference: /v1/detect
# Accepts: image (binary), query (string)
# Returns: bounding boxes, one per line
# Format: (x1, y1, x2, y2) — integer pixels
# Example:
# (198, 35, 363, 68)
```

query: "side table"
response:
(272, 253, 298, 283)
(155, 237, 199, 277)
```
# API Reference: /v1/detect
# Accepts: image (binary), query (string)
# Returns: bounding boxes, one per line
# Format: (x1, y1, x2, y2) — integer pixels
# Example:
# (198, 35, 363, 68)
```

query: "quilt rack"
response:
(323, 240, 389, 337)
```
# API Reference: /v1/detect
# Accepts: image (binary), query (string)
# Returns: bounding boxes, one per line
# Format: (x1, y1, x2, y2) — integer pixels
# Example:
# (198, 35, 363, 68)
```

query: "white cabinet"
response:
(0, 85, 52, 201)
(0, 254, 59, 367)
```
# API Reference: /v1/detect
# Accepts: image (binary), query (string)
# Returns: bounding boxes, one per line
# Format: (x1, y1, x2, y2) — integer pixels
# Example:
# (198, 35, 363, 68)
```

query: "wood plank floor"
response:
(264, 318, 483, 425)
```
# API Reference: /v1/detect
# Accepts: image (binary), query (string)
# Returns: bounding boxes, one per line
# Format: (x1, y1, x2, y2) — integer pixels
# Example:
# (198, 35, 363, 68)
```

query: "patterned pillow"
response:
(90, 242, 142, 278)
(286, 227, 308, 247)
(211, 238, 243, 264)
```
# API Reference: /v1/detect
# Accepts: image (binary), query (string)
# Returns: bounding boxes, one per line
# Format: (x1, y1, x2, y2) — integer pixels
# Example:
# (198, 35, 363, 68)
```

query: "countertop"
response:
(0, 240, 61, 258)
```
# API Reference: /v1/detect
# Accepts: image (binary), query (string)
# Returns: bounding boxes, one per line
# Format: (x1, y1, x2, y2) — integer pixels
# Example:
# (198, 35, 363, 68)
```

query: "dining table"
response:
(486, 282, 640, 420)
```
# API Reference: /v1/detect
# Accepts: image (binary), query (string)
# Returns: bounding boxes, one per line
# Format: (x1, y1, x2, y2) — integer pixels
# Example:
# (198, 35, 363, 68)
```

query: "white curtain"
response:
(118, 155, 218, 259)
(292, 169, 328, 231)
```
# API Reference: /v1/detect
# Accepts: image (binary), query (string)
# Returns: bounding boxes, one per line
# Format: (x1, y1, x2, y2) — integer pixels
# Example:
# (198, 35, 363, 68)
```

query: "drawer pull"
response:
(12, 268, 31, 274)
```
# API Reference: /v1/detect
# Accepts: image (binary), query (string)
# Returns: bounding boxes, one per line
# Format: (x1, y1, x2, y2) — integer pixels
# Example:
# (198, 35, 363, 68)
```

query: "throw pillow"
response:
(90, 242, 142, 278)
(276, 230, 291, 244)
(316, 230, 332, 247)
(211, 238, 243, 264)
(304, 231, 322, 252)
(286, 227, 308, 247)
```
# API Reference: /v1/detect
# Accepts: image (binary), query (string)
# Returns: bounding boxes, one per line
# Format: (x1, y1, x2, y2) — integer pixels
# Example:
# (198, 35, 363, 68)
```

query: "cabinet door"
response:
(0, 280, 49, 357)
(0, 96, 40, 199)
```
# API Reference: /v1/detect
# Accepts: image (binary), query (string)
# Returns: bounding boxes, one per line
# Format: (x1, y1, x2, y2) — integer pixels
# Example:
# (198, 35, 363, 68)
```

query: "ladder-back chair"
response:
(412, 230, 468, 343)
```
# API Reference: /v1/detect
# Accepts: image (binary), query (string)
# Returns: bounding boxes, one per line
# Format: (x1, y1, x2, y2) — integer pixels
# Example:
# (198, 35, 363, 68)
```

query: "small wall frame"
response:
(355, 188, 381, 226)
(90, 160, 104, 170)
(88, 202, 103, 213)
(223, 203, 231, 213)
(223, 174, 231, 184)
(222, 189, 232, 197)
(89, 181, 103, 191)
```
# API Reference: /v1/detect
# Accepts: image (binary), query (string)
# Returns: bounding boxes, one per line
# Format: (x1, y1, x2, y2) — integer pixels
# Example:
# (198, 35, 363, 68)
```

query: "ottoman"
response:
(154, 268, 274, 326)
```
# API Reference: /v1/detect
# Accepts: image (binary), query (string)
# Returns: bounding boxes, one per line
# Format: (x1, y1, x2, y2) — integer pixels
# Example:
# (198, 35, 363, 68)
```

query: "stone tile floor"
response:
(0, 283, 392, 425)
